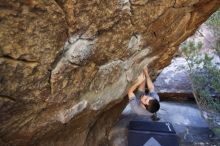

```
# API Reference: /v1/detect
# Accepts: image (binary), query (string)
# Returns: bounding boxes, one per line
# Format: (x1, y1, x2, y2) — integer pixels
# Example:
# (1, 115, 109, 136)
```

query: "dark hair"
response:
(145, 99, 160, 113)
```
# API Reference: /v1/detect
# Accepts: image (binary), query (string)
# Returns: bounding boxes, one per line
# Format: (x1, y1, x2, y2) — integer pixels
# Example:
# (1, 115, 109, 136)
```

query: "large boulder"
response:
(154, 57, 194, 101)
(0, 0, 219, 145)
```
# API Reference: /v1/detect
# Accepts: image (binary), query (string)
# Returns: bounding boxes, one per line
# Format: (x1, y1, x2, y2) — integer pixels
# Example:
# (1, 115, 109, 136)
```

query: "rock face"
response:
(0, 0, 219, 145)
(154, 57, 194, 101)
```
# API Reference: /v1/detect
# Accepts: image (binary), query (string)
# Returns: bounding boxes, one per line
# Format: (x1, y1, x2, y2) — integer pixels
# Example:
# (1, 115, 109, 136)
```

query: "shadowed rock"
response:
(0, 0, 220, 145)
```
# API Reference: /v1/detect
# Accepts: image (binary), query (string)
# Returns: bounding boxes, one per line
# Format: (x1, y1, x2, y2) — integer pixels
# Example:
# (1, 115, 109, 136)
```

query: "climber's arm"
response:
(128, 73, 145, 100)
(144, 67, 154, 92)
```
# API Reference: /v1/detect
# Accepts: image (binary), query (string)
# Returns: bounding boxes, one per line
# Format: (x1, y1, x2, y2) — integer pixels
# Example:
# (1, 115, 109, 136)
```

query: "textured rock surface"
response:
(0, 0, 220, 145)
(154, 57, 194, 101)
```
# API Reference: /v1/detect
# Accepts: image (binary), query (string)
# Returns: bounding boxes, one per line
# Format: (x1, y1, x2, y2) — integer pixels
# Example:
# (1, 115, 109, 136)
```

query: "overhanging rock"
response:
(0, 0, 220, 145)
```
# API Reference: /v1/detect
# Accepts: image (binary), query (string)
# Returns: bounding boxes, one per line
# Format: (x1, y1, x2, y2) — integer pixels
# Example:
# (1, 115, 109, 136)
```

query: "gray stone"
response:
(0, 1, 220, 145)
(154, 57, 194, 100)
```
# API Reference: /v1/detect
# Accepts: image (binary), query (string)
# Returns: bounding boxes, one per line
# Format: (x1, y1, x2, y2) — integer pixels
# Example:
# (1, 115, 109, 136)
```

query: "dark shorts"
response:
(135, 90, 145, 99)
(135, 90, 160, 101)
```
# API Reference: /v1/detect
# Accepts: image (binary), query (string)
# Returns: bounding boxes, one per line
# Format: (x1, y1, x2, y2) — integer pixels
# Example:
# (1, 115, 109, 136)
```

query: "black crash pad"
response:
(128, 121, 179, 146)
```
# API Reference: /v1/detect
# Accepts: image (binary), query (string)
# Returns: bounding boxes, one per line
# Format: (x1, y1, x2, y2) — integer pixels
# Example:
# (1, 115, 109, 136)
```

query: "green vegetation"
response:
(205, 8, 220, 56)
(181, 8, 220, 112)
(206, 8, 220, 26)
(180, 8, 220, 137)
(181, 41, 220, 112)
(212, 128, 220, 137)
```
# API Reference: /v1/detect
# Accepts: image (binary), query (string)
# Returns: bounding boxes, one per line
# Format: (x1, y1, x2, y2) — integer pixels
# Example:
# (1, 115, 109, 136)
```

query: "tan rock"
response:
(0, 0, 219, 145)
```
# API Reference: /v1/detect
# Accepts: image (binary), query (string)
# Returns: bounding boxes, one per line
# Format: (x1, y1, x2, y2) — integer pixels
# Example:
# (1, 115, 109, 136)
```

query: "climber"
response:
(127, 67, 160, 118)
